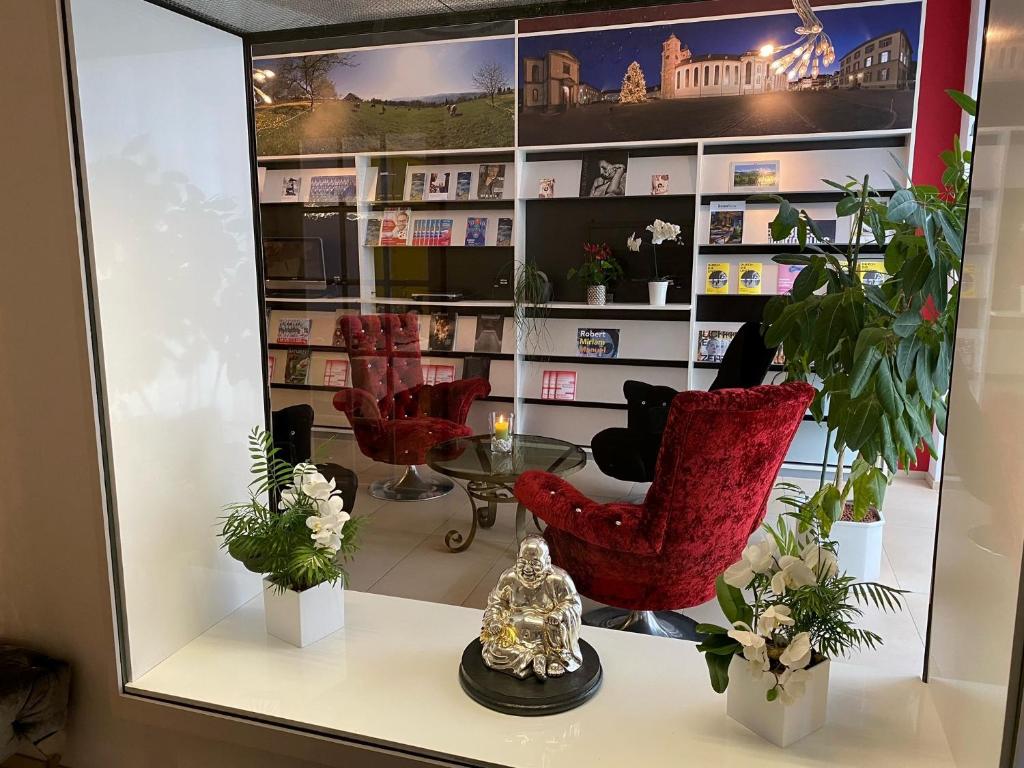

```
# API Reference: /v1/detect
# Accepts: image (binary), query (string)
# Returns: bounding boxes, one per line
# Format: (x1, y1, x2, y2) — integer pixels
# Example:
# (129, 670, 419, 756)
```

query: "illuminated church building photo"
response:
(659, 35, 787, 98)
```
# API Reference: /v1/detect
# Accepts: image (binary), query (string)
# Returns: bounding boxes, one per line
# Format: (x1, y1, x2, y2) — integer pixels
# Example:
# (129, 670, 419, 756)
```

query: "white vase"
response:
(648, 280, 669, 306)
(586, 285, 606, 305)
(830, 508, 886, 582)
(263, 578, 345, 648)
(726, 656, 830, 747)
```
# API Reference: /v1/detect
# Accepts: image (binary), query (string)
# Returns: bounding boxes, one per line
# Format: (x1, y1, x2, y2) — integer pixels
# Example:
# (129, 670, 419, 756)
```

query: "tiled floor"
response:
(320, 436, 938, 677)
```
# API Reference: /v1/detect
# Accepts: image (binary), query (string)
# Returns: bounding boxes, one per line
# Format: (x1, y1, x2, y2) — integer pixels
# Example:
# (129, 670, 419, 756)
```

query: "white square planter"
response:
(830, 508, 886, 582)
(263, 578, 345, 648)
(726, 656, 830, 747)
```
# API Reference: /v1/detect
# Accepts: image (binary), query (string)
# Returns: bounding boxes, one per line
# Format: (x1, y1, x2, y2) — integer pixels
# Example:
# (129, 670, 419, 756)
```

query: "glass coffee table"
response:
(426, 434, 587, 553)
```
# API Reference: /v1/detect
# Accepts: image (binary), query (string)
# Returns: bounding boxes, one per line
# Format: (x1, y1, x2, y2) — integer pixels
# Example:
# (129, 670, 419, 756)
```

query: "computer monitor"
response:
(263, 237, 327, 292)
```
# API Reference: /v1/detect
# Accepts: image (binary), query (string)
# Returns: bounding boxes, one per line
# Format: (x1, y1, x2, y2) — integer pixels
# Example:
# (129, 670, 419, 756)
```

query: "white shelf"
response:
(546, 302, 691, 311)
(267, 297, 514, 309)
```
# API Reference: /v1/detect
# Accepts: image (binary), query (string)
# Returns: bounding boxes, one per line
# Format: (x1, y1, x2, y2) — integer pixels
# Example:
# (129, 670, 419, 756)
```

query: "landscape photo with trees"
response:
(518, 2, 922, 146)
(254, 37, 515, 156)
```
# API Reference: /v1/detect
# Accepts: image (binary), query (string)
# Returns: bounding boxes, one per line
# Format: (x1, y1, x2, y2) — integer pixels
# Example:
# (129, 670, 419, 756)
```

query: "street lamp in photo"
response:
(252, 68, 276, 105)
(764, 0, 836, 82)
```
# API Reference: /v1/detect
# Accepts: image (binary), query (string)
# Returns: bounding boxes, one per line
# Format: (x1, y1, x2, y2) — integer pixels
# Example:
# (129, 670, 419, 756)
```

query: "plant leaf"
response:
(893, 308, 922, 338)
(715, 576, 753, 627)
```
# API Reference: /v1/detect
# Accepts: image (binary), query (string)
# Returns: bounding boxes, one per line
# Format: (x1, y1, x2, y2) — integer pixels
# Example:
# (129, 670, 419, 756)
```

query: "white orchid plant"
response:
(696, 512, 903, 704)
(220, 427, 365, 593)
(627, 219, 682, 281)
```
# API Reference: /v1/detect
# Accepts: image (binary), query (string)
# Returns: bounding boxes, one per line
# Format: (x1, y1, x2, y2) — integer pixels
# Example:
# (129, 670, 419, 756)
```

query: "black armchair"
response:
(591, 322, 778, 483)
(272, 404, 359, 512)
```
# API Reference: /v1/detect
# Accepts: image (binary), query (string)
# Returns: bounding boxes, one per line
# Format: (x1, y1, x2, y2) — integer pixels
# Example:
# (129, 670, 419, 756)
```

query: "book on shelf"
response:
(541, 370, 577, 401)
(696, 329, 735, 364)
(577, 328, 619, 358)
(709, 201, 745, 245)
(767, 219, 837, 245)
(423, 364, 456, 386)
(375, 171, 403, 202)
(379, 208, 412, 246)
(323, 359, 349, 387)
(738, 262, 763, 295)
(651, 174, 670, 196)
(428, 311, 457, 351)
(408, 172, 425, 201)
(495, 217, 513, 247)
(477, 163, 506, 200)
(281, 175, 302, 200)
(465, 217, 488, 247)
(462, 356, 491, 381)
(856, 260, 887, 287)
(412, 218, 453, 246)
(455, 171, 472, 200)
(776, 265, 804, 294)
(538, 178, 555, 198)
(427, 171, 451, 200)
(474, 314, 504, 353)
(267, 355, 276, 381)
(363, 217, 382, 246)
(705, 262, 730, 294)
(331, 312, 348, 349)
(277, 317, 312, 345)
(309, 175, 356, 204)
(284, 348, 312, 385)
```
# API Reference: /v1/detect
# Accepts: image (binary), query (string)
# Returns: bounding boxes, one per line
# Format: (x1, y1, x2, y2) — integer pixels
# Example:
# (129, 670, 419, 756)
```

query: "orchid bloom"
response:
(779, 631, 813, 670)
(306, 510, 347, 554)
(757, 604, 795, 635)
(770, 555, 816, 595)
(728, 622, 770, 678)
(802, 541, 839, 580)
(646, 219, 682, 245)
(777, 667, 810, 704)
(722, 539, 778, 589)
(626, 233, 642, 252)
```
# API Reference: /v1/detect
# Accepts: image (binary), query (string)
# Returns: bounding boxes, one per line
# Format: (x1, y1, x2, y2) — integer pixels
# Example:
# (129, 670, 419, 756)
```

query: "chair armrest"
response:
(514, 471, 659, 556)
(332, 388, 384, 425)
(427, 377, 492, 423)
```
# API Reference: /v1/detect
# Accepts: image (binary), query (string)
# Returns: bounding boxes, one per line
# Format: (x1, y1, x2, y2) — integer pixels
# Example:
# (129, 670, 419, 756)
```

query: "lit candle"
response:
(494, 414, 509, 441)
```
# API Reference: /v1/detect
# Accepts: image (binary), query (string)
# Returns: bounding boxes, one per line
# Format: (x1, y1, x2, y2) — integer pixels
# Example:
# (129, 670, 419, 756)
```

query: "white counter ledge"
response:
(128, 591, 954, 767)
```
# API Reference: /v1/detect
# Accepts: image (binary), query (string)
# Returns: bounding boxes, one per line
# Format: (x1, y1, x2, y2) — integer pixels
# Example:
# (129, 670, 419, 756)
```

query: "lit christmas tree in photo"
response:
(619, 60, 648, 104)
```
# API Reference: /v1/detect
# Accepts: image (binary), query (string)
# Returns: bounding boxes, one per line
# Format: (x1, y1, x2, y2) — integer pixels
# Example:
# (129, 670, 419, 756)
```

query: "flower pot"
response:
(648, 280, 669, 306)
(726, 656, 830, 747)
(830, 506, 886, 582)
(586, 285, 606, 305)
(263, 578, 345, 648)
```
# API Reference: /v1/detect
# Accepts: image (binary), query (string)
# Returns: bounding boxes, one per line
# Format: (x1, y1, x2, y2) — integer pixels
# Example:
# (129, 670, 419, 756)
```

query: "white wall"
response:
(68, 0, 265, 678)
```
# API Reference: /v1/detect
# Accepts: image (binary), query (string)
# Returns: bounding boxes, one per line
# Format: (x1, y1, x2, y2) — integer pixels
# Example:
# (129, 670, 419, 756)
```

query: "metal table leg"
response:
(446, 485, 481, 553)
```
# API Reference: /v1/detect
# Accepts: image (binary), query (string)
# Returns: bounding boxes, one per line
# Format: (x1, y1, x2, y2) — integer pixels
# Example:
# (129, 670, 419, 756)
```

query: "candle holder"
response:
(489, 412, 514, 454)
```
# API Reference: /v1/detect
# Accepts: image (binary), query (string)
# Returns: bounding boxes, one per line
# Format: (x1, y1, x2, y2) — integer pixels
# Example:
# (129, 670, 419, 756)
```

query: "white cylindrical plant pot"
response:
(726, 656, 830, 747)
(648, 280, 669, 306)
(586, 285, 606, 305)
(830, 507, 886, 582)
(263, 578, 345, 648)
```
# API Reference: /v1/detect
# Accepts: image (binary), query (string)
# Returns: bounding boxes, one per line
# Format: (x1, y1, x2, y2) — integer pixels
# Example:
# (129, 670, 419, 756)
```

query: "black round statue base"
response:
(458, 638, 602, 716)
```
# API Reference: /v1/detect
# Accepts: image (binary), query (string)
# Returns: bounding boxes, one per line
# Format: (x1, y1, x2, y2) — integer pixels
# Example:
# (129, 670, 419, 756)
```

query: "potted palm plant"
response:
(758, 90, 971, 579)
(221, 427, 365, 647)
(568, 241, 623, 305)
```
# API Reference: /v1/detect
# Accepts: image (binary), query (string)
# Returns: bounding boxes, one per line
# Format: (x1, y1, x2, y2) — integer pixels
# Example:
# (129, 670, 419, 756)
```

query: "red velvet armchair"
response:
(333, 312, 490, 501)
(514, 382, 814, 638)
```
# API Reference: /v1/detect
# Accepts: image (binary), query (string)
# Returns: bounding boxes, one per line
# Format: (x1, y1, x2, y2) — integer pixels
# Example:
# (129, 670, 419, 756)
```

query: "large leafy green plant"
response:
(761, 91, 973, 533)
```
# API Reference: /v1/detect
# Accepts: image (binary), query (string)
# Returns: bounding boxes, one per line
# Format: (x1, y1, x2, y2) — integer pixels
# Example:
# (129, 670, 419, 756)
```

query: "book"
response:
(580, 151, 628, 197)
(474, 314, 504, 353)
(284, 348, 312, 384)
(856, 260, 887, 287)
(455, 171, 472, 200)
(309, 175, 356, 203)
(705, 262, 730, 294)
(428, 311, 457, 351)
(697, 329, 736, 363)
(477, 164, 506, 199)
(411, 218, 454, 246)
(408, 172, 425, 201)
(427, 171, 451, 200)
(331, 312, 348, 349)
(423, 364, 456, 385)
(375, 170, 402, 201)
(776, 265, 804, 294)
(577, 328, 619, 358)
(538, 178, 555, 198)
(541, 370, 577, 401)
(495, 217, 513, 247)
(738, 262, 763, 295)
(366, 217, 385, 246)
(277, 317, 312, 345)
(323, 359, 349, 387)
(281, 175, 302, 200)
(768, 219, 837, 245)
(465, 217, 488, 247)
(379, 208, 411, 246)
(651, 174, 670, 195)
(462, 356, 491, 381)
(267, 355, 276, 381)
(709, 201, 745, 245)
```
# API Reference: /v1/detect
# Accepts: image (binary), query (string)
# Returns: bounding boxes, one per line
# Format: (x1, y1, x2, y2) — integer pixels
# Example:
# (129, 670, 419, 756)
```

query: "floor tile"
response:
(884, 524, 936, 594)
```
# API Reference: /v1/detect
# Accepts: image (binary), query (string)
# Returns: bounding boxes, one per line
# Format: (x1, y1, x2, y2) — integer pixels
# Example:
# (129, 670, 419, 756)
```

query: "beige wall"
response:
(0, 2, 431, 765)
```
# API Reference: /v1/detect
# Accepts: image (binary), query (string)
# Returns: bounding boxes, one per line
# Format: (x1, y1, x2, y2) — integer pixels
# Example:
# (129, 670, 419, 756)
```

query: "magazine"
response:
(856, 260, 887, 287)
(465, 217, 488, 247)
(408, 172, 426, 201)
(538, 178, 555, 198)
(428, 311, 457, 351)
(411, 218, 454, 246)
(363, 217, 382, 247)
(379, 208, 412, 246)
(541, 370, 577, 401)
(277, 317, 312, 345)
(495, 217, 513, 247)
(281, 176, 302, 200)
(705, 262, 731, 294)
(696, 329, 736, 363)
(776, 265, 804, 294)
(738, 262, 763, 295)
(323, 359, 349, 387)
(709, 201, 745, 245)
(462, 356, 491, 381)
(423, 364, 456, 385)
(580, 151, 628, 197)
(284, 348, 312, 384)
(477, 164, 506, 200)
(577, 328, 619, 358)
(651, 174, 670, 195)
(375, 170, 402, 202)
(309, 175, 356, 204)
(427, 171, 451, 200)
(474, 314, 504, 353)
(455, 171, 472, 200)
(331, 312, 348, 349)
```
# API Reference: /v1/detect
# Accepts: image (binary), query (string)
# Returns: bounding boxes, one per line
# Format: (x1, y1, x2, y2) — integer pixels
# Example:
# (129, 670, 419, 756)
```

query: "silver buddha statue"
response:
(480, 535, 583, 680)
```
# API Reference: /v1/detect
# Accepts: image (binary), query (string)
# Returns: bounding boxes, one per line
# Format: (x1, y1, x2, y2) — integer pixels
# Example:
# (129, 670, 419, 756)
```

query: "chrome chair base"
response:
(369, 464, 454, 501)
(583, 608, 699, 641)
